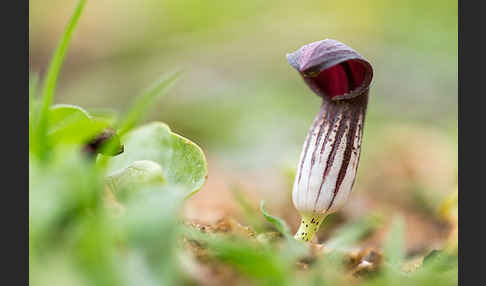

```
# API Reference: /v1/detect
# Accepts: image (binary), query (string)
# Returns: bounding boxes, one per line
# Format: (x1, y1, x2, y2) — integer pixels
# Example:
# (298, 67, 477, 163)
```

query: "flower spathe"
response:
(287, 39, 373, 242)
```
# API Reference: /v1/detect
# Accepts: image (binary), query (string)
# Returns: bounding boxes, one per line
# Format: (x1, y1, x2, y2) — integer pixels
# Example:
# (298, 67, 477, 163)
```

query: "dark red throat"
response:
(308, 59, 367, 99)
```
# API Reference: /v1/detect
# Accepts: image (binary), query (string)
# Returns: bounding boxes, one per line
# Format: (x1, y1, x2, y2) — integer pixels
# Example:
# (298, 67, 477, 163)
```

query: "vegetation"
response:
(29, 1, 458, 285)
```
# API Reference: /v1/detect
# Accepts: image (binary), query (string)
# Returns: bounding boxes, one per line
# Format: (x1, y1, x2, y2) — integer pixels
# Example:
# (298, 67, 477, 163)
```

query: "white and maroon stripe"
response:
(292, 92, 367, 215)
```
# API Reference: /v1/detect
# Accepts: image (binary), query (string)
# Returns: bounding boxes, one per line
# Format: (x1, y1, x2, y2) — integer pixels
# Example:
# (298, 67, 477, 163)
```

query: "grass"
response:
(32, 0, 86, 161)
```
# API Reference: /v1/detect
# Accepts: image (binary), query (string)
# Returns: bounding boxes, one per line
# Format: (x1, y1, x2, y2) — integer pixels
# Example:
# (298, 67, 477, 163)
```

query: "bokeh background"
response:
(30, 0, 457, 253)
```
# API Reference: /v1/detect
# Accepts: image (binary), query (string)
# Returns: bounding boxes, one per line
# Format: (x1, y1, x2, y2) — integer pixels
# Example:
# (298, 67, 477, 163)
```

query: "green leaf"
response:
(106, 122, 208, 198)
(106, 160, 165, 202)
(422, 250, 457, 271)
(29, 148, 104, 254)
(70, 216, 121, 286)
(260, 200, 292, 238)
(118, 189, 184, 285)
(48, 104, 110, 145)
(121, 189, 183, 247)
(88, 108, 120, 127)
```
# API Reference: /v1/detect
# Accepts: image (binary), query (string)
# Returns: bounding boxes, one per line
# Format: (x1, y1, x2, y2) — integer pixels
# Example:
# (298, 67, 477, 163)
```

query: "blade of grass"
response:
(383, 216, 406, 271)
(29, 72, 39, 110)
(117, 70, 182, 137)
(259, 202, 308, 264)
(325, 213, 382, 250)
(182, 225, 292, 286)
(230, 186, 264, 232)
(30, 72, 40, 152)
(260, 201, 292, 238)
(35, 0, 86, 160)
(96, 71, 182, 169)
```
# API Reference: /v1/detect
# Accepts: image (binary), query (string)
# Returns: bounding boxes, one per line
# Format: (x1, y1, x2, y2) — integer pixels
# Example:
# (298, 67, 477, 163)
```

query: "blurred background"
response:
(30, 0, 457, 252)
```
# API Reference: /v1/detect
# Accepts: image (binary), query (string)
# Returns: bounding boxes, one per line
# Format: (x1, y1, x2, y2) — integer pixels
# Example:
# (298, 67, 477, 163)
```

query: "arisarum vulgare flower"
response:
(287, 39, 373, 242)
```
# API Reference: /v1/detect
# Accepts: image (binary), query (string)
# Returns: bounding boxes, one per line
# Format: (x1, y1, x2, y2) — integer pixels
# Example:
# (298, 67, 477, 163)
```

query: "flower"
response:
(287, 39, 373, 242)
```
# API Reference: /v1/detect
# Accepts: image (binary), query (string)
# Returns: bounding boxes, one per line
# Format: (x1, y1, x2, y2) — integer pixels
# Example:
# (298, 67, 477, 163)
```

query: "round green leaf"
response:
(106, 160, 165, 201)
(106, 122, 208, 197)
(48, 104, 109, 145)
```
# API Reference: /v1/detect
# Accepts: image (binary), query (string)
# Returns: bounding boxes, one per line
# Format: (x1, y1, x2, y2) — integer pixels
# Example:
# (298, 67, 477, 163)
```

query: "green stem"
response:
(294, 213, 327, 242)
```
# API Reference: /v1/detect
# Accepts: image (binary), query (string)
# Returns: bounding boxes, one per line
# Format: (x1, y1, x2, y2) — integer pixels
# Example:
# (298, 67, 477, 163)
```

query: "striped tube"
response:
(287, 39, 373, 242)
